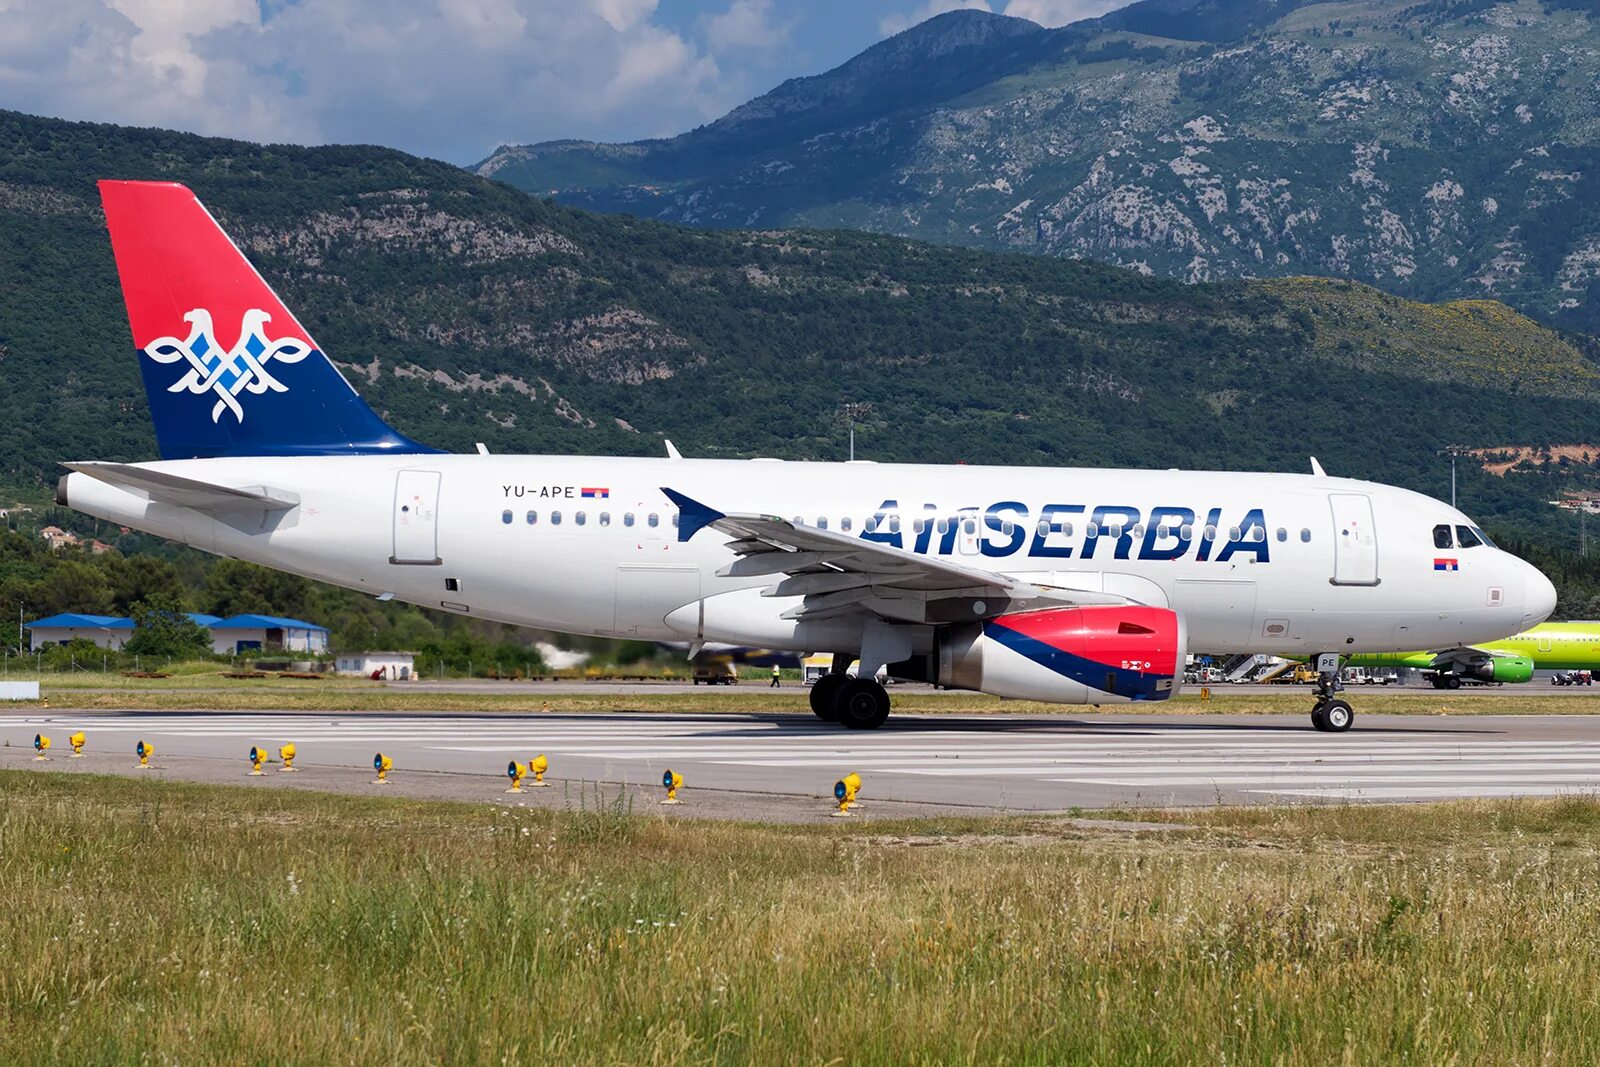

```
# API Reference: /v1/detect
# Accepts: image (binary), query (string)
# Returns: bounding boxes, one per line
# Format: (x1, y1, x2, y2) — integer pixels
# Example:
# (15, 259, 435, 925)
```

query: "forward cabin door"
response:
(1329, 493, 1378, 586)
(392, 470, 441, 565)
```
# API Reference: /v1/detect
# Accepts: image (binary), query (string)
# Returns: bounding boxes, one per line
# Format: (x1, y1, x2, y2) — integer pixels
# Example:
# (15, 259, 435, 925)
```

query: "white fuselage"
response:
(63, 454, 1555, 657)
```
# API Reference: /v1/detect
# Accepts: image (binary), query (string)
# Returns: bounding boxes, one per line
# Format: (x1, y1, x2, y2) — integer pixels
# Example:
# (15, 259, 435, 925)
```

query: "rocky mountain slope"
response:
(2, 108, 1595, 543)
(478, 0, 1600, 333)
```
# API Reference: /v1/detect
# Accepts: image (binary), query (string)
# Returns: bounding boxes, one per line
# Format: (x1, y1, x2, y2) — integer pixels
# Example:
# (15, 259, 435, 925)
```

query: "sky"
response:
(0, 0, 1128, 165)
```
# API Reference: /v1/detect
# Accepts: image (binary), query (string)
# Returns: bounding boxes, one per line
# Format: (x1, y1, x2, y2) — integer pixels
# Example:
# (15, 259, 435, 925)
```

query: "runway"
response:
(6, 708, 1600, 815)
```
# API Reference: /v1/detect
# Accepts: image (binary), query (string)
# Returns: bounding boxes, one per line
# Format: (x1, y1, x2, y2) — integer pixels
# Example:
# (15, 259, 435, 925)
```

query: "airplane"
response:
(57, 180, 1558, 733)
(1342, 621, 1600, 689)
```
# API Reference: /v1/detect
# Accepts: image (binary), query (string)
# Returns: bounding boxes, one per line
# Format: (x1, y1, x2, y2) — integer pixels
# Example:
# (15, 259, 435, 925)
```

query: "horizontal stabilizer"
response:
(63, 462, 300, 512)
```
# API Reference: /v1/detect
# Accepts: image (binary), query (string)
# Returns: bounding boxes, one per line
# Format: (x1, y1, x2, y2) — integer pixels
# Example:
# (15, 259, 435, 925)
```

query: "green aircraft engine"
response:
(1467, 656, 1535, 685)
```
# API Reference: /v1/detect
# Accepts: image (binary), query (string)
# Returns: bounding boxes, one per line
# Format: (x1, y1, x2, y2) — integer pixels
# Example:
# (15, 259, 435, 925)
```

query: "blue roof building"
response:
(24, 614, 135, 650)
(23, 612, 327, 654)
(207, 615, 329, 655)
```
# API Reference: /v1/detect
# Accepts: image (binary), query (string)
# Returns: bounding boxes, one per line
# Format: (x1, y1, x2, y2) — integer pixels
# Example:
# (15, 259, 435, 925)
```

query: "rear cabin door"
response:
(1329, 493, 1379, 586)
(392, 470, 441, 565)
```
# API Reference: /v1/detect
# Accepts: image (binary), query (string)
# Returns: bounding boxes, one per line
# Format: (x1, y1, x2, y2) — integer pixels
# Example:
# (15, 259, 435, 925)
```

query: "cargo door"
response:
(615, 566, 700, 636)
(1329, 493, 1379, 586)
(392, 470, 441, 565)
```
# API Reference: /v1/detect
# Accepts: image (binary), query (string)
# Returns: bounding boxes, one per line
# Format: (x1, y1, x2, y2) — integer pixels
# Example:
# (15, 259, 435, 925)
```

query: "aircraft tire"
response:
(1310, 704, 1329, 731)
(834, 679, 890, 730)
(1322, 699, 1354, 733)
(1445, 675, 1462, 690)
(810, 675, 844, 721)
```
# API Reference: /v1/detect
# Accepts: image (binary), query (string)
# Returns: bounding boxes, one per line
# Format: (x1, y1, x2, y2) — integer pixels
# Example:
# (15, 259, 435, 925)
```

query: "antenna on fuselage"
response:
(664, 440, 683, 460)
(1309, 457, 1327, 477)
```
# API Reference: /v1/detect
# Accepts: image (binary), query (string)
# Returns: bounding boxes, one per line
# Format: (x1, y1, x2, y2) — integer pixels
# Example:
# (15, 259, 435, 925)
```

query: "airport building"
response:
(334, 651, 416, 680)
(25, 611, 328, 654)
(24, 613, 136, 650)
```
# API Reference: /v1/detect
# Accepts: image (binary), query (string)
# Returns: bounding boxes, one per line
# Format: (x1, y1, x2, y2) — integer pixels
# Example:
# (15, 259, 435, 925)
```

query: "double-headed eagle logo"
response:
(144, 309, 312, 424)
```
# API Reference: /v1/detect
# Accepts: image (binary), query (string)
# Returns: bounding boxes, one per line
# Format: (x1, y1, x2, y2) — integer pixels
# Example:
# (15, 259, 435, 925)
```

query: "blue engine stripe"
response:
(984, 623, 1173, 701)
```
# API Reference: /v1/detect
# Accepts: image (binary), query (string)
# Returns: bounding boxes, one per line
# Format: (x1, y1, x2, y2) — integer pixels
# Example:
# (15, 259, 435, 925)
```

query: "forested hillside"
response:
(1, 106, 1596, 561)
(480, 0, 1600, 334)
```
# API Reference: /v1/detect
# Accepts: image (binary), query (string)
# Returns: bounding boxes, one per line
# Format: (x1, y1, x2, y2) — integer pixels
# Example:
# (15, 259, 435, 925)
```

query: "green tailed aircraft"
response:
(1341, 621, 1600, 688)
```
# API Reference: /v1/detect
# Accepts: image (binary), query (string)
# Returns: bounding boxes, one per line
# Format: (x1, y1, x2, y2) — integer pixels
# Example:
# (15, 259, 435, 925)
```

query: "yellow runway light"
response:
(248, 746, 267, 775)
(506, 760, 527, 793)
(529, 753, 549, 787)
(135, 740, 153, 769)
(278, 743, 297, 772)
(833, 772, 861, 817)
(372, 752, 392, 785)
(33, 733, 51, 761)
(69, 731, 85, 757)
(661, 769, 683, 805)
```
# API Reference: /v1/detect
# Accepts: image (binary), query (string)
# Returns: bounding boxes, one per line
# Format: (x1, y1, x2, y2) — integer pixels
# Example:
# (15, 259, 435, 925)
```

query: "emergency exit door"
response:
(1329, 493, 1378, 586)
(392, 470, 441, 565)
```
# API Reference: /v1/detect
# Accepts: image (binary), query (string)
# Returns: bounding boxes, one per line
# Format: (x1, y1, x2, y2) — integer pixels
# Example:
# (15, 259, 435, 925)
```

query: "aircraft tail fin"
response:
(97, 180, 436, 460)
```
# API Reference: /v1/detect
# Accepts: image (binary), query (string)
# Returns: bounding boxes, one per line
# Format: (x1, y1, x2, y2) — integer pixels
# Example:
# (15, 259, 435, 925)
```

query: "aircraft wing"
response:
(663, 488, 1132, 624)
(64, 462, 300, 512)
(1422, 645, 1521, 671)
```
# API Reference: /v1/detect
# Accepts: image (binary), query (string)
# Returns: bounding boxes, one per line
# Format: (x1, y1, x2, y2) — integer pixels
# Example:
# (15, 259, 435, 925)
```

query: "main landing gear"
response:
(808, 661, 890, 730)
(1310, 656, 1354, 733)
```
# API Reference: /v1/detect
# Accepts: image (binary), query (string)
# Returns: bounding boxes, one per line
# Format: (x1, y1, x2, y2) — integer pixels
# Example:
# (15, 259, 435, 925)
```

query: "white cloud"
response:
(704, 0, 789, 52)
(0, 0, 746, 162)
(879, 0, 991, 38)
(1001, 0, 1125, 28)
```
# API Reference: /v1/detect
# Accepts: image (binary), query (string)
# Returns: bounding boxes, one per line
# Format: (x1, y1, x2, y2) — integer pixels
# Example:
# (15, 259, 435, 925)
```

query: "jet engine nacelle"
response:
(937, 605, 1186, 704)
(1467, 655, 1534, 685)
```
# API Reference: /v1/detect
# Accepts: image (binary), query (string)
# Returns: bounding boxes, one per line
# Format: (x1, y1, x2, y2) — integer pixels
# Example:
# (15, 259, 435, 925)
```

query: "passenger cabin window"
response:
(647, 513, 659, 528)
(1180, 524, 1193, 540)
(1300, 528, 1311, 543)
(1203, 525, 1216, 541)
(1456, 525, 1482, 549)
(1434, 524, 1454, 549)
(575, 511, 586, 526)
(889, 516, 901, 534)
(623, 513, 634, 527)
(501, 510, 512, 524)
(526, 511, 538, 525)
(551, 511, 562, 525)
(841, 517, 853, 532)
(599, 512, 610, 527)
(817, 517, 828, 530)
(1276, 527, 1287, 542)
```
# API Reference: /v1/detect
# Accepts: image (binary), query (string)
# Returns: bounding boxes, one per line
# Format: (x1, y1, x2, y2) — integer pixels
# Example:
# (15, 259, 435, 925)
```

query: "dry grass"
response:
(3, 772, 1600, 1063)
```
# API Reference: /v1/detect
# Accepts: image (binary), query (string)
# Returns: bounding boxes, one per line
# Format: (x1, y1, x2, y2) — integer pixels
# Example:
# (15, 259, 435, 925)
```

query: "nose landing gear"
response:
(1310, 656, 1355, 733)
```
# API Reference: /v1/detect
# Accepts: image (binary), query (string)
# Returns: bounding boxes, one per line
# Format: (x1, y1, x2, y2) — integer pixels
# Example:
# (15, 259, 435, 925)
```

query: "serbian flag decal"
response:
(1434, 558, 1459, 572)
(581, 487, 610, 499)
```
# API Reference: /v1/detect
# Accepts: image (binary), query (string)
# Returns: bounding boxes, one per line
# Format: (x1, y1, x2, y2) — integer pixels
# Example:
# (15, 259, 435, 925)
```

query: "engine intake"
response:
(938, 605, 1186, 704)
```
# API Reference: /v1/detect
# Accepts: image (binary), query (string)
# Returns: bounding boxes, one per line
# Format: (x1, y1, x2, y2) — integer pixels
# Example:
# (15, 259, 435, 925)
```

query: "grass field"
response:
(9, 668, 1600, 716)
(3, 771, 1600, 1063)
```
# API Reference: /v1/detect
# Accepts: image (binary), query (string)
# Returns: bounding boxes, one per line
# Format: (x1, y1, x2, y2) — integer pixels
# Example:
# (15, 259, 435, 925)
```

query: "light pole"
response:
(1441, 445, 1471, 510)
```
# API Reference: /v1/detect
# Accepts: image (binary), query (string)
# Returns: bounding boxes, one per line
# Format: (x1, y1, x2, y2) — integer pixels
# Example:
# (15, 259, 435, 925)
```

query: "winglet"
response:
(661, 487, 724, 542)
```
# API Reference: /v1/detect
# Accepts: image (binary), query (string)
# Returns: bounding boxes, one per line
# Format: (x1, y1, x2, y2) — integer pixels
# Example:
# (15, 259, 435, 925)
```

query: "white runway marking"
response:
(9, 712, 1600, 805)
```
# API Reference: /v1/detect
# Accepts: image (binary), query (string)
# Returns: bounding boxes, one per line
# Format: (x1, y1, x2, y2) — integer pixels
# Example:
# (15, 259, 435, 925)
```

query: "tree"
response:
(124, 595, 212, 660)
(203, 559, 310, 618)
(107, 555, 186, 615)
(28, 560, 113, 617)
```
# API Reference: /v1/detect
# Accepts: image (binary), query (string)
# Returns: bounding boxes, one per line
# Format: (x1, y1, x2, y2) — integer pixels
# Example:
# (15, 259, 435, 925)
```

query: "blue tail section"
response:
(100, 180, 438, 460)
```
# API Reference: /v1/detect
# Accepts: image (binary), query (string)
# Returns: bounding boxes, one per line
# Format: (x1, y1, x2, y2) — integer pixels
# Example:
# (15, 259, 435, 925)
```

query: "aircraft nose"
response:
(1522, 563, 1557, 626)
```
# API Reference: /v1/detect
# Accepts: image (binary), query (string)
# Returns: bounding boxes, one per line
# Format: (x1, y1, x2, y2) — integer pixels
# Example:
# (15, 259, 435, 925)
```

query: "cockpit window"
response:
(1433, 524, 1453, 549)
(1472, 526, 1496, 548)
(1456, 525, 1483, 549)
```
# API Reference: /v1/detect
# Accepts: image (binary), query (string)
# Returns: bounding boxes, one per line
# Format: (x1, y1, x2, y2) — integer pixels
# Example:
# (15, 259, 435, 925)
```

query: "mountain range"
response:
(477, 0, 1600, 334)
(0, 107, 1594, 549)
